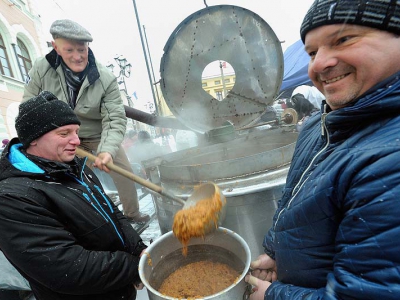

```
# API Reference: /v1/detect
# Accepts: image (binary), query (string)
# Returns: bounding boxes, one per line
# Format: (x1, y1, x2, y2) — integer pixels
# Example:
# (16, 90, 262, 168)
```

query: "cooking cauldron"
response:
(140, 4, 297, 261)
(143, 127, 297, 259)
(139, 227, 251, 300)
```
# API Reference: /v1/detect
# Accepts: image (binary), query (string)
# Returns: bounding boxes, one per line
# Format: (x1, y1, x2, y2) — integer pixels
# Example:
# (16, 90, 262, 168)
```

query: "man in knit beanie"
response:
(245, 1, 400, 299)
(0, 90, 147, 300)
(22, 18, 150, 224)
(15, 91, 81, 149)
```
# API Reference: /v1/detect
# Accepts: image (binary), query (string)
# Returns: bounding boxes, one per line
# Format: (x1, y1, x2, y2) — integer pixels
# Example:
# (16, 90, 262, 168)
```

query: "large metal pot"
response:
(139, 227, 251, 300)
(145, 127, 297, 260)
(142, 4, 295, 261)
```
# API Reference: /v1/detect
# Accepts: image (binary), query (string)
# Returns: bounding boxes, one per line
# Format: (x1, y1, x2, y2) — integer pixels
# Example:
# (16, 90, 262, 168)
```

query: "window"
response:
(202, 82, 207, 87)
(16, 38, 32, 81)
(224, 78, 230, 83)
(216, 91, 223, 101)
(214, 80, 221, 85)
(0, 111, 8, 141)
(0, 34, 13, 77)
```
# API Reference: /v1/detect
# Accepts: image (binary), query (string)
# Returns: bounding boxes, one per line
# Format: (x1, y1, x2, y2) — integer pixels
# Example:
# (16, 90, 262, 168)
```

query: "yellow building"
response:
(201, 73, 236, 101)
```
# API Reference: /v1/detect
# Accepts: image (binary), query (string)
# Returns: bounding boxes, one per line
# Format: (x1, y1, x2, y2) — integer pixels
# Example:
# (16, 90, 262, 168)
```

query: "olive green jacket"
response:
(22, 49, 127, 158)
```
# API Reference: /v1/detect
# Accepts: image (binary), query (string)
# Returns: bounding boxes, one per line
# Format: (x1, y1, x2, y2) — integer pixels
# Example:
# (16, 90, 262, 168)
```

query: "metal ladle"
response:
(75, 147, 226, 226)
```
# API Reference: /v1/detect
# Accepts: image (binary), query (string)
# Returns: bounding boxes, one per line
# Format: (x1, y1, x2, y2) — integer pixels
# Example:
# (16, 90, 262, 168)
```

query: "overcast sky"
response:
(33, 0, 314, 110)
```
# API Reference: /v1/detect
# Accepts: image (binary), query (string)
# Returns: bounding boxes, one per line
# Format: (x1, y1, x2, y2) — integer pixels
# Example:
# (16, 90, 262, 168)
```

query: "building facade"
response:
(0, 0, 47, 140)
(202, 73, 236, 101)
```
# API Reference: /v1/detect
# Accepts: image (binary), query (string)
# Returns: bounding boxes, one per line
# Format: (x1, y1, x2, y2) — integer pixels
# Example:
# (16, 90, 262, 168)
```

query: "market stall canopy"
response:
(280, 40, 312, 93)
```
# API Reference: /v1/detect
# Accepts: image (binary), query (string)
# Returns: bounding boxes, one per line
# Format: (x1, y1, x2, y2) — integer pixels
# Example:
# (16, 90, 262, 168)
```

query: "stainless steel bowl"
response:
(139, 227, 251, 300)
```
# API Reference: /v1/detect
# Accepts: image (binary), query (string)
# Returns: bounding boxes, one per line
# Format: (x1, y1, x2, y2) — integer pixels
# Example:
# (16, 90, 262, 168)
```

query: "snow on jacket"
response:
(22, 49, 127, 158)
(0, 139, 146, 300)
(263, 73, 400, 299)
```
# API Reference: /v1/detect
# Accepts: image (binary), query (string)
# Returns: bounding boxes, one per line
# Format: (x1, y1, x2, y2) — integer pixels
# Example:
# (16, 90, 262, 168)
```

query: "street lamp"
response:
(106, 54, 133, 107)
(105, 61, 114, 73)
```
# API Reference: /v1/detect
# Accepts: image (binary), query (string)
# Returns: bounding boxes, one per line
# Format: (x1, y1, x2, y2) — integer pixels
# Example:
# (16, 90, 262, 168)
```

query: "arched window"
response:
(0, 34, 13, 77)
(6, 102, 19, 139)
(16, 38, 32, 81)
(0, 110, 9, 141)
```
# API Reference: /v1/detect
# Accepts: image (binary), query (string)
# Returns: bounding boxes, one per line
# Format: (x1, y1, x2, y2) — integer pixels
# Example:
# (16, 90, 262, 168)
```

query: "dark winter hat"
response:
(15, 91, 81, 148)
(301, 0, 400, 42)
(50, 19, 93, 42)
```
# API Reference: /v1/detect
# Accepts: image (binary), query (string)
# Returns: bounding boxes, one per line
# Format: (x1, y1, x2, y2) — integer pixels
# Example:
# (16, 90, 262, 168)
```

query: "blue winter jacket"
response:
(263, 73, 400, 299)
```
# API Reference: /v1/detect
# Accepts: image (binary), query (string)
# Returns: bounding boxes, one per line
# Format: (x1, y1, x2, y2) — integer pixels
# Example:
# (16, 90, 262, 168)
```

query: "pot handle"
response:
(243, 282, 252, 300)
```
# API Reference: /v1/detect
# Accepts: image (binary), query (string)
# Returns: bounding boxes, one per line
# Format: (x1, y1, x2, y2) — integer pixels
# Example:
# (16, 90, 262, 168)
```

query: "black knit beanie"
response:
(15, 91, 81, 148)
(301, 0, 400, 42)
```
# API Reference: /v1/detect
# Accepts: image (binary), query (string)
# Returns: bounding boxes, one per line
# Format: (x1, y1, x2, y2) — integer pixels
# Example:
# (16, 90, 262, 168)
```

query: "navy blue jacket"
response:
(263, 73, 400, 299)
(0, 140, 146, 300)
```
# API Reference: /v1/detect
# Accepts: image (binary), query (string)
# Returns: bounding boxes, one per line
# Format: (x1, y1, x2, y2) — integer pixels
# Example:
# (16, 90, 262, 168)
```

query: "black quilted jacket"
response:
(0, 140, 146, 300)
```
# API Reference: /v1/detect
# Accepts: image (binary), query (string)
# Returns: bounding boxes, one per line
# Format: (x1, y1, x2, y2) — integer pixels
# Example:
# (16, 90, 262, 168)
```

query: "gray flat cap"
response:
(50, 19, 93, 42)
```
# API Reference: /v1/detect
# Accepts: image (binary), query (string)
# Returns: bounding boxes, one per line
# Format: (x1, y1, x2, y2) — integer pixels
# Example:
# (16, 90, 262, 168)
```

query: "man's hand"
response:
(134, 282, 144, 290)
(93, 152, 112, 173)
(250, 254, 277, 282)
(133, 249, 147, 290)
(245, 274, 272, 300)
(244, 254, 277, 300)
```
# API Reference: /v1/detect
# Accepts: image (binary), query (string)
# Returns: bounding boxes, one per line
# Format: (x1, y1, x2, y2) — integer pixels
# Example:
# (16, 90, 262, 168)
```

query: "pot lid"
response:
(160, 5, 284, 133)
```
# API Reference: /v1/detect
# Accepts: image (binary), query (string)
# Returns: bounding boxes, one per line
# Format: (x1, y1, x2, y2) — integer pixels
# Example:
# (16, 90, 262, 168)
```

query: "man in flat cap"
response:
(245, 0, 400, 299)
(23, 19, 150, 224)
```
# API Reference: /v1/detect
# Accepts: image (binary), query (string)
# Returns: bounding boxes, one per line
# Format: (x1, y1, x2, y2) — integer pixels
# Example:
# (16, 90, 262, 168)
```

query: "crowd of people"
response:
(1, 0, 400, 299)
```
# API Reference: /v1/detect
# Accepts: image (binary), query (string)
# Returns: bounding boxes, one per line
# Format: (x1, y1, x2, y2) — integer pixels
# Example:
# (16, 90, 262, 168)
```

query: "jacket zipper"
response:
(82, 193, 109, 222)
(80, 179, 125, 246)
(273, 105, 330, 231)
(93, 185, 126, 245)
(69, 167, 125, 246)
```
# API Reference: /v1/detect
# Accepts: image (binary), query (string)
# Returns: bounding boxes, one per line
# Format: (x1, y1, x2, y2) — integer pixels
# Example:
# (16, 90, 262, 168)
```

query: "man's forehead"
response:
(305, 23, 379, 44)
(52, 124, 80, 132)
(54, 38, 88, 47)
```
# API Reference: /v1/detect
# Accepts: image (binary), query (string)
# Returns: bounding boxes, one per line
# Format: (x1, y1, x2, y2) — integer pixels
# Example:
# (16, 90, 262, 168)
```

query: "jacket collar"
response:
(45, 48, 100, 85)
(0, 138, 84, 180)
(324, 71, 400, 129)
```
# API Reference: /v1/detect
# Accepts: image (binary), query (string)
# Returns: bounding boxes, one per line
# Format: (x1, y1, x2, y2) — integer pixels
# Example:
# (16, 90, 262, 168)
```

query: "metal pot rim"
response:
(139, 227, 251, 299)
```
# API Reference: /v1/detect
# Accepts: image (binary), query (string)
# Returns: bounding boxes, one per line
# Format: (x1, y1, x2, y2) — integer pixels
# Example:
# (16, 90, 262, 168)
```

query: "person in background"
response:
(245, 0, 400, 299)
(22, 19, 149, 224)
(0, 91, 146, 300)
(286, 93, 318, 132)
(122, 129, 138, 150)
(126, 130, 166, 167)
(287, 93, 317, 120)
(1, 139, 9, 148)
(291, 84, 325, 110)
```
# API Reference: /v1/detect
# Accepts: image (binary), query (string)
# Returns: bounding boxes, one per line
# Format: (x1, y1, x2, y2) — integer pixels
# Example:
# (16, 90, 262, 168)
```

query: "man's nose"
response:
(71, 134, 80, 145)
(310, 47, 338, 74)
(72, 51, 82, 61)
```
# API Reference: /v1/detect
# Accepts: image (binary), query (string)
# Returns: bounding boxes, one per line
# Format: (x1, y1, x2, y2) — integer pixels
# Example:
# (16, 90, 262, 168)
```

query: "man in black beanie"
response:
(15, 90, 81, 149)
(246, 1, 400, 299)
(0, 91, 147, 300)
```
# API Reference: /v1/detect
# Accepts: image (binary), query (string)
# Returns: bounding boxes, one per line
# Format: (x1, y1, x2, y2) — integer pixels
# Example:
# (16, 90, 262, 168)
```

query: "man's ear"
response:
(29, 140, 38, 146)
(51, 41, 59, 54)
